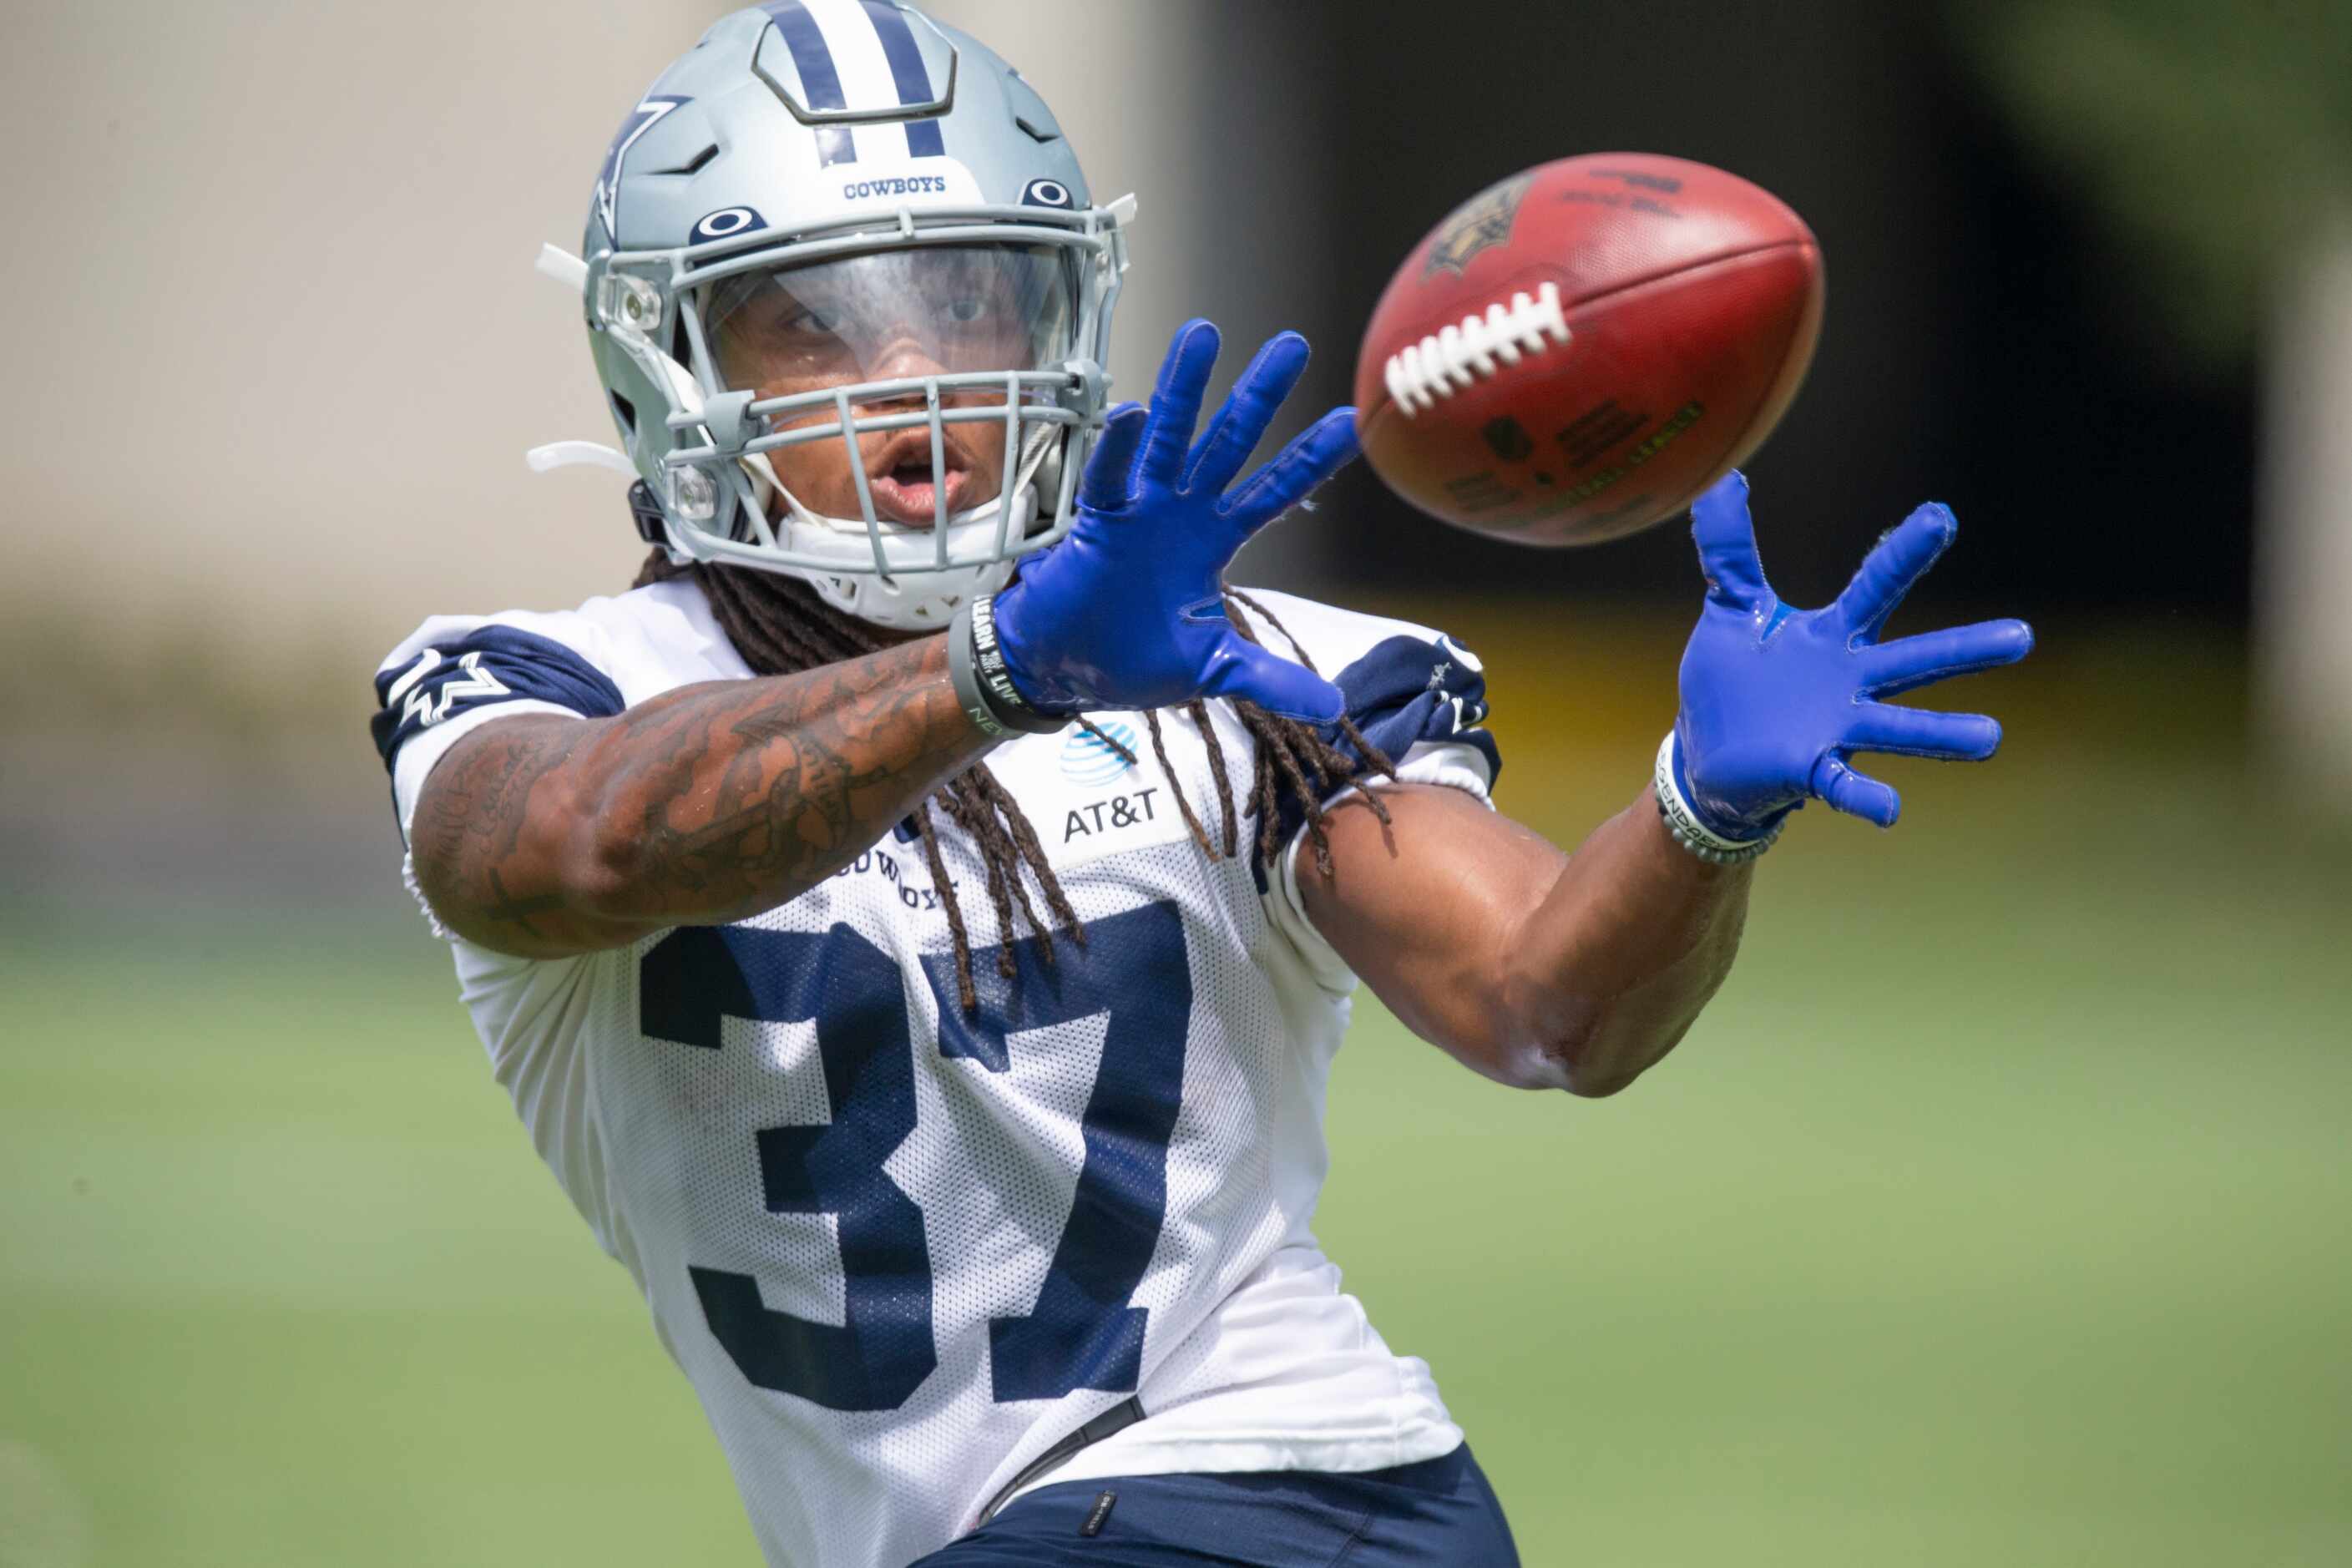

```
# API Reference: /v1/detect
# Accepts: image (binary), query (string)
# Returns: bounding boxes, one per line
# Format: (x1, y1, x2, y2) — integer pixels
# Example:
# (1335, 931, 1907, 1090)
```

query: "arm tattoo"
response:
(410, 635, 989, 956)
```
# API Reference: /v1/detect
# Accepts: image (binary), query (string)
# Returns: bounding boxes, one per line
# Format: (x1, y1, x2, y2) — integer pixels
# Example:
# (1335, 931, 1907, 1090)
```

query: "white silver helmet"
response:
(538, 2, 1134, 630)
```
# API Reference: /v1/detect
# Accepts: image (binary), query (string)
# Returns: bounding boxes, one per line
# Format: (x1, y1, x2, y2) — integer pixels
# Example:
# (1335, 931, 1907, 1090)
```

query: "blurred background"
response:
(3, 1, 2348, 1564)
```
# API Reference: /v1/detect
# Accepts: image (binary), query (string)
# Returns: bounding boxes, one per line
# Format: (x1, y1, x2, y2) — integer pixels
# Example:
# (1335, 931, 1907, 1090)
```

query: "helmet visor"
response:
(701, 243, 1078, 400)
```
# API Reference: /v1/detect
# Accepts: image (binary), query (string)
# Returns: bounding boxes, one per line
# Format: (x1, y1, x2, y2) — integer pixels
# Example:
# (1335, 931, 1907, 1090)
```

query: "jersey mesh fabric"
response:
(375, 581, 1498, 1568)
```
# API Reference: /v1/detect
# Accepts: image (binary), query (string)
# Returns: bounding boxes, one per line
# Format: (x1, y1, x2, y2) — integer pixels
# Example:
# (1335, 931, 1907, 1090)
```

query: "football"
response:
(1353, 153, 1823, 546)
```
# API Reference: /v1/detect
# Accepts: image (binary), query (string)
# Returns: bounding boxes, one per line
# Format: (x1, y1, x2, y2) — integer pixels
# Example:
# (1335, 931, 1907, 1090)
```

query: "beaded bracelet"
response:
(1652, 731, 1782, 865)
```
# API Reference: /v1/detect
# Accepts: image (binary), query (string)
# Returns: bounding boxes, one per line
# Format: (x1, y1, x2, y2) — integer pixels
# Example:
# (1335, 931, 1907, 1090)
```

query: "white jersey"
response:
(372, 577, 1501, 1568)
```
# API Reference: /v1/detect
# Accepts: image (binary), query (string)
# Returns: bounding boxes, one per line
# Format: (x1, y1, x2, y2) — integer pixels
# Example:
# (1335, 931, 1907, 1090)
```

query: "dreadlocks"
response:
(631, 532, 1395, 1012)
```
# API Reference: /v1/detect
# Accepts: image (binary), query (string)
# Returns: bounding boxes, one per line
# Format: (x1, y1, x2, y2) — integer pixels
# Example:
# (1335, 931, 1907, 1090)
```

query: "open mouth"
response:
(866, 428, 978, 525)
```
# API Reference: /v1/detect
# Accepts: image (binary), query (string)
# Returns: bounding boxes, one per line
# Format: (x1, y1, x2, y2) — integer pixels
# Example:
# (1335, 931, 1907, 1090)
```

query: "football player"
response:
(370, 4, 2032, 1564)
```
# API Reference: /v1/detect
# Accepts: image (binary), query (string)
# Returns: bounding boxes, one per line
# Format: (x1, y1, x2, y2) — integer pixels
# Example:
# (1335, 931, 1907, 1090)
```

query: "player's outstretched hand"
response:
(1673, 470, 2034, 836)
(992, 320, 1357, 721)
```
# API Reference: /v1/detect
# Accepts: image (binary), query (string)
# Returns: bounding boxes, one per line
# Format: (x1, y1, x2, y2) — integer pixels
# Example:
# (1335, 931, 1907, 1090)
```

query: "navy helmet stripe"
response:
(904, 119, 946, 159)
(815, 125, 856, 167)
(904, 117, 945, 159)
(763, 1, 857, 167)
(858, 0, 946, 159)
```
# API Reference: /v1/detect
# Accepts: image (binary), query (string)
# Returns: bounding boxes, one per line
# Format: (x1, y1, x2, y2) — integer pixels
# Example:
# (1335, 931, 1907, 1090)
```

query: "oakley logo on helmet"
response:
(594, 96, 690, 243)
(690, 206, 769, 244)
(1021, 179, 1075, 210)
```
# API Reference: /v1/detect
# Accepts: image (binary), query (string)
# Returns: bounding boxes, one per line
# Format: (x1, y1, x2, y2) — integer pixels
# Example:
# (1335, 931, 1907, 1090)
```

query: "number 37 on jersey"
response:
(640, 899, 1191, 1413)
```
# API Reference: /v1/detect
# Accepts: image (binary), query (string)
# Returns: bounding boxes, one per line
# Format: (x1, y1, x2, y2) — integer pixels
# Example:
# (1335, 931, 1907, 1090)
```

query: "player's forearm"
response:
(1501, 788, 1753, 1096)
(412, 634, 994, 956)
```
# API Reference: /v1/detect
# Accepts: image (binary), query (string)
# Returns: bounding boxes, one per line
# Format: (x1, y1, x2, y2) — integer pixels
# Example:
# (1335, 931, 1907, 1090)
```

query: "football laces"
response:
(1383, 281, 1571, 417)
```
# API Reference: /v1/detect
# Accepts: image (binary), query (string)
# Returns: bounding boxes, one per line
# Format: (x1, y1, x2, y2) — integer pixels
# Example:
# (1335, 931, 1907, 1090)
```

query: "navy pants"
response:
(913, 1444, 1520, 1566)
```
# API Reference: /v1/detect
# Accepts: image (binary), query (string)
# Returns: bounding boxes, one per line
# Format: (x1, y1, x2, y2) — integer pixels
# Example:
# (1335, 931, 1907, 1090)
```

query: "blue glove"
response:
(1674, 470, 2034, 836)
(992, 321, 1356, 722)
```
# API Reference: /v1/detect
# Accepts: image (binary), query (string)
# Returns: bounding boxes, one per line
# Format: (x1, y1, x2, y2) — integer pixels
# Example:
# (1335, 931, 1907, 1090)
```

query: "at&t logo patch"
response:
(1060, 721, 1137, 787)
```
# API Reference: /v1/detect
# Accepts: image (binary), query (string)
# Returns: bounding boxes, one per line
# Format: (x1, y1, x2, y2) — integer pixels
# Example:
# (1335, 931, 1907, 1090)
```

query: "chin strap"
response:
(527, 440, 637, 477)
(535, 243, 589, 291)
(527, 245, 635, 478)
(525, 243, 727, 491)
(626, 480, 671, 546)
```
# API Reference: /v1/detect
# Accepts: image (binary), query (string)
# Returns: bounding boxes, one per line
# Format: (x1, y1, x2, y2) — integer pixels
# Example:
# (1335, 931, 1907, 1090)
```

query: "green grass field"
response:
(5, 621, 2349, 1565)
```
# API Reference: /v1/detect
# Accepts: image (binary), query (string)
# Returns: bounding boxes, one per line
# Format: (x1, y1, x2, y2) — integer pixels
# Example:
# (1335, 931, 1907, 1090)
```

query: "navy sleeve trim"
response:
(1252, 633, 1502, 888)
(370, 625, 626, 772)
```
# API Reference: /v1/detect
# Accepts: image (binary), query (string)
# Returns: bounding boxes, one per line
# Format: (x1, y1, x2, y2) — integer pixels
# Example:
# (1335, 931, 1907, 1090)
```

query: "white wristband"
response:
(1654, 731, 1781, 864)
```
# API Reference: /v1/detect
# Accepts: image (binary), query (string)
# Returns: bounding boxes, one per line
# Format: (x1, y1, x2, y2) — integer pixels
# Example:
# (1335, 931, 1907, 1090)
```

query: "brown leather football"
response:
(1354, 153, 1823, 546)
